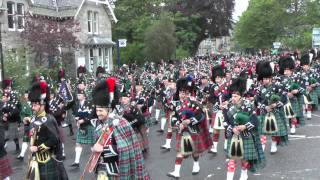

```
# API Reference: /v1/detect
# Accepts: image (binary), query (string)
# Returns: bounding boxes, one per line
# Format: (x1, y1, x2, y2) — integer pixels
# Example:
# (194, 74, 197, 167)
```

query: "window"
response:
(93, 12, 98, 34)
(88, 11, 98, 34)
(89, 48, 94, 72)
(104, 48, 110, 70)
(87, 11, 92, 33)
(17, 4, 24, 30)
(7, 2, 15, 29)
(98, 48, 103, 66)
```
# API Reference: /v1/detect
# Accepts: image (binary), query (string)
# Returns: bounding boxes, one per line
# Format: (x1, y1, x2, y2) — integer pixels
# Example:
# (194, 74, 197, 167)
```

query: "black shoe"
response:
(157, 129, 164, 133)
(69, 131, 74, 136)
(15, 149, 21, 154)
(61, 156, 66, 160)
(153, 121, 159, 125)
(70, 163, 80, 168)
(16, 155, 24, 161)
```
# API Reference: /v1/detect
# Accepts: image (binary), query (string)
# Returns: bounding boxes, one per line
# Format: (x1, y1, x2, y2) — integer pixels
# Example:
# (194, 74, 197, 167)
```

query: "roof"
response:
(84, 35, 115, 46)
(32, 0, 82, 10)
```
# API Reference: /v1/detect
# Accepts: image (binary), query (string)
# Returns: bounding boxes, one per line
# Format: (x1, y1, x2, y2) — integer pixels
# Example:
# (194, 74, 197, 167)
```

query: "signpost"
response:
(116, 39, 127, 68)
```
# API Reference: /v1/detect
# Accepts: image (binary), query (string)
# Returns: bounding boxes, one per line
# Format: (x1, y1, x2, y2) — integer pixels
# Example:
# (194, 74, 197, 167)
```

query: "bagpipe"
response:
(80, 125, 114, 180)
(49, 94, 64, 114)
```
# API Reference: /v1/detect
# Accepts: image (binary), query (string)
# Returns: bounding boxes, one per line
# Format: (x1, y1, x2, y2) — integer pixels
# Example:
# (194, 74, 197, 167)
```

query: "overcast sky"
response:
(233, 0, 249, 21)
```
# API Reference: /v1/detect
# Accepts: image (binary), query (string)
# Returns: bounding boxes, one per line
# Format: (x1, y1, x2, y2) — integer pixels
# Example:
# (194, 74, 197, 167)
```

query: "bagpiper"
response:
(26, 80, 68, 180)
(255, 60, 288, 153)
(86, 77, 149, 179)
(1, 79, 21, 153)
(225, 78, 265, 180)
(70, 88, 95, 168)
(17, 90, 32, 161)
(167, 77, 211, 178)
(208, 65, 229, 154)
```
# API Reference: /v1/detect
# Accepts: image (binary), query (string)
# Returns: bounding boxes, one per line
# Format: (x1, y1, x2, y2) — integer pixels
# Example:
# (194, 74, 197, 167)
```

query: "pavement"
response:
(7, 110, 320, 180)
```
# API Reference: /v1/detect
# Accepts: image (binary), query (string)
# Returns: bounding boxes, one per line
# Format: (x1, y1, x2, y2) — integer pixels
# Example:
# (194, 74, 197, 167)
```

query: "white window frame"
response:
(7, 2, 15, 31)
(89, 48, 94, 72)
(93, 12, 98, 34)
(98, 48, 103, 66)
(87, 11, 93, 33)
(104, 48, 110, 71)
(16, 3, 25, 31)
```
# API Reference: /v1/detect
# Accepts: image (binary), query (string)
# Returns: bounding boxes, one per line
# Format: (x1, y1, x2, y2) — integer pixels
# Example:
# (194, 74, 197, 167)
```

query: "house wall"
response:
(74, 1, 113, 73)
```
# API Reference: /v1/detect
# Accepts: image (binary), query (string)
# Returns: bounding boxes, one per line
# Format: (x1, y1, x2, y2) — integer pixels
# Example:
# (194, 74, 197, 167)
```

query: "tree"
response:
(21, 14, 80, 67)
(234, 0, 320, 51)
(171, 0, 235, 54)
(144, 14, 177, 62)
(234, 0, 286, 50)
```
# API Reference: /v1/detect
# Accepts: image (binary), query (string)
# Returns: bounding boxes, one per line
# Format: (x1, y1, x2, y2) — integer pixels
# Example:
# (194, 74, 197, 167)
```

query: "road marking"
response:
(305, 124, 320, 127)
(312, 114, 320, 118)
(288, 135, 306, 138)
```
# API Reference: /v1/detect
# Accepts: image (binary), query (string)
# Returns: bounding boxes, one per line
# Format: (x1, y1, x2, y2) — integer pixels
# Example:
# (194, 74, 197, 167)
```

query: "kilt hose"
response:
(76, 125, 95, 144)
(0, 155, 12, 179)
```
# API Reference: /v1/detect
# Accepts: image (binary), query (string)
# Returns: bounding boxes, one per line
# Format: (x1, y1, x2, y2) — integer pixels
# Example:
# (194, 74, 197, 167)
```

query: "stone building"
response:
(0, 0, 117, 79)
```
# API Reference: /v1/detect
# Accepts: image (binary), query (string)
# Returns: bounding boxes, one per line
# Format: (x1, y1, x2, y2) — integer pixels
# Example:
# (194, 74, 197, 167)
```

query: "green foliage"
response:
(144, 14, 177, 62)
(235, 0, 320, 51)
(175, 46, 190, 59)
(3, 49, 59, 94)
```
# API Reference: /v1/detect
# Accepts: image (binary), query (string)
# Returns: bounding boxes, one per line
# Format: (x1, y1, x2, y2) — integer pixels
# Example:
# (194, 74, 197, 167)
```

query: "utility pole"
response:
(0, 23, 4, 82)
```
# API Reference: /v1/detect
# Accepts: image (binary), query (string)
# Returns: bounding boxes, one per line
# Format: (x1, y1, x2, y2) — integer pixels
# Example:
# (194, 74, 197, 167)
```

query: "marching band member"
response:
(167, 77, 211, 178)
(70, 88, 95, 168)
(90, 77, 149, 179)
(225, 78, 265, 180)
(17, 91, 32, 161)
(26, 80, 68, 180)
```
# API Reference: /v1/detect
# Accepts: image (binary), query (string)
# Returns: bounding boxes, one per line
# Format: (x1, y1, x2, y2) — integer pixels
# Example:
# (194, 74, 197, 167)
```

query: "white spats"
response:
(192, 161, 200, 174)
(19, 142, 28, 157)
(226, 171, 234, 180)
(161, 139, 171, 149)
(160, 117, 166, 131)
(270, 140, 277, 154)
(74, 146, 83, 163)
(239, 169, 248, 180)
(167, 164, 181, 178)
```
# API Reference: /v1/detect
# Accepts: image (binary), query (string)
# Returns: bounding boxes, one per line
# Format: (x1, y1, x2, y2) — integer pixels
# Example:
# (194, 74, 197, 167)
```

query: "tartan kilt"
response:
(316, 86, 320, 97)
(291, 98, 303, 118)
(226, 135, 258, 161)
(261, 111, 288, 137)
(38, 158, 60, 180)
(76, 125, 95, 144)
(0, 155, 12, 179)
(143, 112, 152, 128)
(310, 90, 319, 106)
(135, 125, 149, 151)
(176, 132, 207, 154)
(257, 116, 264, 135)
(5, 122, 19, 140)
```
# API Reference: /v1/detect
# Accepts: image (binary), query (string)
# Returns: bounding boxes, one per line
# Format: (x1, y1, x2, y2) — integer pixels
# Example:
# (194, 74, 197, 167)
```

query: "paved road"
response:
(8, 111, 320, 180)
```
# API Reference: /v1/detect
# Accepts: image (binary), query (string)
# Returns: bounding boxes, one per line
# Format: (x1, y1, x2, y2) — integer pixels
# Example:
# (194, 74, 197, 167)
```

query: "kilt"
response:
(261, 111, 288, 137)
(0, 155, 12, 179)
(310, 90, 319, 106)
(135, 125, 149, 151)
(5, 122, 19, 140)
(226, 135, 257, 161)
(76, 125, 95, 144)
(39, 159, 59, 180)
(176, 131, 208, 154)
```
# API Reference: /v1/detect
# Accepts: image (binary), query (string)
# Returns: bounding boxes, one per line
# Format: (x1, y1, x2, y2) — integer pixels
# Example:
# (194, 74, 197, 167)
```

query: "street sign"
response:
(312, 28, 320, 48)
(118, 39, 127, 47)
(273, 42, 281, 49)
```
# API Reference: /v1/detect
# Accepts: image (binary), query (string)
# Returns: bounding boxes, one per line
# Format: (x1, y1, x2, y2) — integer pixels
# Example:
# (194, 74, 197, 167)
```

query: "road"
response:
(8, 110, 320, 180)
